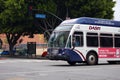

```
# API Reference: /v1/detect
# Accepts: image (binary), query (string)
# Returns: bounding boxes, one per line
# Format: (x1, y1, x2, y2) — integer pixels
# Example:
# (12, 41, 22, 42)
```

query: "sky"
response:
(113, 0, 120, 21)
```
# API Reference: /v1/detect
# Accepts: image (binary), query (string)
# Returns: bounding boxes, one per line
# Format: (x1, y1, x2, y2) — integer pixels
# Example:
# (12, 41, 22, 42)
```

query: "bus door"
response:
(72, 31, 84, 52)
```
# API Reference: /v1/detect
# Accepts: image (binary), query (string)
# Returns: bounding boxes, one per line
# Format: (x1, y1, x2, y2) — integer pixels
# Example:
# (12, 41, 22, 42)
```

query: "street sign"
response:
(35, 14, 46, 19)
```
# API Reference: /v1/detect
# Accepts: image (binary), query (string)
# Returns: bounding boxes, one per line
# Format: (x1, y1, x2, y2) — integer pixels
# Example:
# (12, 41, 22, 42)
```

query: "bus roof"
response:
(61, 17, 120, 27)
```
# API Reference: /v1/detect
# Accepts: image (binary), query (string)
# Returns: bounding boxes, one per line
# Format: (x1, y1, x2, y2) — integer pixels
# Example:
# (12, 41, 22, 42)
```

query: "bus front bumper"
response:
(46, 53, 69, 61)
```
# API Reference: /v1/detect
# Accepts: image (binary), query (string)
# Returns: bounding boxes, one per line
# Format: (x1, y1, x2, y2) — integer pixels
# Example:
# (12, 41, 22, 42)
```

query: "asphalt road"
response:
(0, 58, 120, 80)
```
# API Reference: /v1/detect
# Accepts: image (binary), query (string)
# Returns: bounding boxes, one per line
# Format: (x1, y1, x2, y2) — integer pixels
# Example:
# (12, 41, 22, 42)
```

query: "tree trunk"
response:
(9, 44, 14, 56)
(5, 33, 22, 56)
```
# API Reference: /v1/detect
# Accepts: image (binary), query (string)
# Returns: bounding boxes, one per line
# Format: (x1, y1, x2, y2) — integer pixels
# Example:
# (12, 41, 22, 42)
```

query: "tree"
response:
(0, 0, 31, 56)
(55, 0, 115, 19)
(24, 0, 116, 40)
(53, 0, 67, 20)
(0, 0, 57, 56)
(44, 0, 115, 39)
(32, 0, 61, 40)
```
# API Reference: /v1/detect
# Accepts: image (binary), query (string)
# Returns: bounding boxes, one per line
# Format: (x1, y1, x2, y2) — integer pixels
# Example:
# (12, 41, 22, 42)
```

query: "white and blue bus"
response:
(47, 17, 120, 65)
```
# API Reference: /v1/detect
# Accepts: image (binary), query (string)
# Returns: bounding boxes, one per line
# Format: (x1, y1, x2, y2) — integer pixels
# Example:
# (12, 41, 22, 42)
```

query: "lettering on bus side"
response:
(89, 26, 101, 30)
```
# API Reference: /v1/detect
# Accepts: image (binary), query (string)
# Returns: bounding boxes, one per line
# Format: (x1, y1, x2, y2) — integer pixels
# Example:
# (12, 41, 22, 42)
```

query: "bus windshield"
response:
(48, 25, 72, 48)
(48, 31, 70, 48)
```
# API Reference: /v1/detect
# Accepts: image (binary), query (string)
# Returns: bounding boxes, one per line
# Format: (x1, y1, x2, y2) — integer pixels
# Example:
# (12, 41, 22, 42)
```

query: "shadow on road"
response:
(50, 62, 120, 67)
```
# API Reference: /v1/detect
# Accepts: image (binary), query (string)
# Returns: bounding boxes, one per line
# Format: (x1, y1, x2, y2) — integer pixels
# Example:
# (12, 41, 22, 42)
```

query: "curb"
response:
(0, 57, 7, 60)
(0, 55, 48, 60)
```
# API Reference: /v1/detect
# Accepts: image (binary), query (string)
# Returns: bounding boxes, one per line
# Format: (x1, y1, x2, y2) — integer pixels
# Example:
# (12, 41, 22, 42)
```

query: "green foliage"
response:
(0, 0, 115, 34)
(0, 0, 4, 13)
(0, 0, 57, 33)
(0, 0, 57, 52)
(65, 0, 115, 19)
(0, 0, 28, 33)
(37, 0, 56, 13)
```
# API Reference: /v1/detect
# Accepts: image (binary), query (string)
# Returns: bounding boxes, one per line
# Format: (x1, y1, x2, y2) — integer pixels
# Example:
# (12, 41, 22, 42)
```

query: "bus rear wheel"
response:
(86, 52, 98, 65)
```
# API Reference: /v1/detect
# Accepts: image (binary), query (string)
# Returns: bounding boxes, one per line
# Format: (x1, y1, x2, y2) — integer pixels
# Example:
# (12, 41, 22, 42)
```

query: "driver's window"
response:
(73, 32, 83, 47)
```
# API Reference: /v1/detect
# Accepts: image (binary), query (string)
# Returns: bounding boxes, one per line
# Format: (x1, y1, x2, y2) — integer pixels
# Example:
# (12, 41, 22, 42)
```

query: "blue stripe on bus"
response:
(64, 49, 83, 62)
(61, 17, 120, 27)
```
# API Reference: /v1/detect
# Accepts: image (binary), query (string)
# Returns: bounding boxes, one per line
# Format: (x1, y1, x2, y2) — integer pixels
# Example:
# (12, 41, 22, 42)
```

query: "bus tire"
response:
(86, 52, 98, 65)
(67, 61, 76, 66)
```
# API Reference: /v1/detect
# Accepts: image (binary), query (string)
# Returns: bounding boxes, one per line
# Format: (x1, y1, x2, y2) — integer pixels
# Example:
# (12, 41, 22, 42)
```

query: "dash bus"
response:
(47, 17, 120, 65)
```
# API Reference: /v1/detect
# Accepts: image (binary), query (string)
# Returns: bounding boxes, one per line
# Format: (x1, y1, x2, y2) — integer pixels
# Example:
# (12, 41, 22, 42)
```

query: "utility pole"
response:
(25, 0, 34, 16)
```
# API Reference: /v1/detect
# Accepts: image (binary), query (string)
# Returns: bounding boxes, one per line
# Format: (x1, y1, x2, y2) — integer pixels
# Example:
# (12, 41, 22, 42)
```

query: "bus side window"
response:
(100, 34, 113, 47)
(73, 32, 83, 47)
(87, 33, 98, 47)
(115, 34, 120, 47)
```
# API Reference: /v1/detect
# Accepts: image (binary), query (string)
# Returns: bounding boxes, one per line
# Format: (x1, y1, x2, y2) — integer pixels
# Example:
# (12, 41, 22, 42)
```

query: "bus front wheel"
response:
(86, 52, 98, 65)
